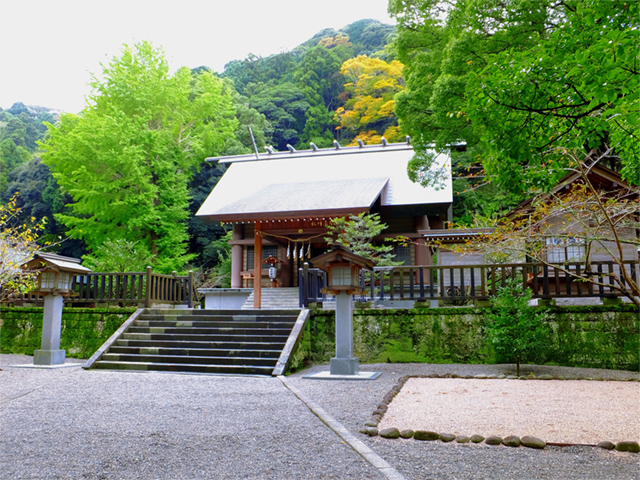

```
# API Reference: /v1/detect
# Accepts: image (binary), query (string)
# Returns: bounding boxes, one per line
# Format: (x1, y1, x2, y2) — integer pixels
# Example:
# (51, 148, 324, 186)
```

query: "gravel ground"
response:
(378, 377, 639, 444)
(2, 355, 638, 480)
(286, 363, 640, 480)
(0, 355, 381, 480)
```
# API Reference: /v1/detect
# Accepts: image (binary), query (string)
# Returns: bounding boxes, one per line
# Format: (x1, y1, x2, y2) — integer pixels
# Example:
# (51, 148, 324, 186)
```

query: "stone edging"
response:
(360, 373, 640, 454)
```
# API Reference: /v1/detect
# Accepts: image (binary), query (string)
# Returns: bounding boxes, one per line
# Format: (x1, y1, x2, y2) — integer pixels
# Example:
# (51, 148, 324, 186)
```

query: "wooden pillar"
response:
(279, 244, 292, 287)
(231, 224, 243, 288)
(253, 222, 262, 309)
(415, 215, 432, 284)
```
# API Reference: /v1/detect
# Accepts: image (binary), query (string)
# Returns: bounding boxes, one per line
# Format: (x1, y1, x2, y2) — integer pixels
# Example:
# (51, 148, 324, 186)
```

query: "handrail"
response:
(299, 260, 639, 307)
(3, 267, 200, 308)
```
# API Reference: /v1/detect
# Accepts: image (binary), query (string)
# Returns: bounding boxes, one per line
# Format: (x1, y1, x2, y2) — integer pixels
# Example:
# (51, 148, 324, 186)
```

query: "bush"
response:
(486, 278, 551, 375)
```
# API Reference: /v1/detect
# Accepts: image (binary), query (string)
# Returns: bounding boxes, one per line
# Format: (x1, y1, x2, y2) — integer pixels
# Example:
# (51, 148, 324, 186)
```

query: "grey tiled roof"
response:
(197, 145, 452, 221)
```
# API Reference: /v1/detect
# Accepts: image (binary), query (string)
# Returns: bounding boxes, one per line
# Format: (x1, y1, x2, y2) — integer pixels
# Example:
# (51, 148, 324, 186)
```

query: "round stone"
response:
(470, 434, 485, 443)
(414, 430, 440, 441)
(365, 427, 378, 437)
(485, 436, 503, 445)
(596, 441, 615, 450)
(521, 435, 546, 449)
(502, 435, 521, 447)
(379, 428, 400, 439)
(399, 429, 414, 439)
(455, 436, 471, 444)
(439, 433, 456, 442)
(615, 441, 640, 453)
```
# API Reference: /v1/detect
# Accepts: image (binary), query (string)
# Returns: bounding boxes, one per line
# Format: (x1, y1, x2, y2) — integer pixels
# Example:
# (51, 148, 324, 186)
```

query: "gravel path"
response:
(2, 355, 638, 480)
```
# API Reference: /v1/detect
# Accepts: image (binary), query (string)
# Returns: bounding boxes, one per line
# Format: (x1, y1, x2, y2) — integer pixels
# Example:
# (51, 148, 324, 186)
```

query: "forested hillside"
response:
(0, 19, 405, 277)
(9, 2, 631, 280)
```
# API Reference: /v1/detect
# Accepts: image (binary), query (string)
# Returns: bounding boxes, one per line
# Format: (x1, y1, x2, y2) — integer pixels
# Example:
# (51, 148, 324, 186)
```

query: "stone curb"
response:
(360, 373, 639, 454)
(278, 376, 407, 480)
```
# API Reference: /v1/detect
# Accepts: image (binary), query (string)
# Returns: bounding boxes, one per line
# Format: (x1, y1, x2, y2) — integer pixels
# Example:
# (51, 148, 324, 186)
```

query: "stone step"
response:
(108, 346, 282, 358)
(90, 307, 302, 376)
(127, 326, 293, 336)
(93, 361, 275, 376)
(113, 339, 285, 351)
(120, 332, 289, 343)
(132, 320, 296, 329)
(100, 353, 278, 367)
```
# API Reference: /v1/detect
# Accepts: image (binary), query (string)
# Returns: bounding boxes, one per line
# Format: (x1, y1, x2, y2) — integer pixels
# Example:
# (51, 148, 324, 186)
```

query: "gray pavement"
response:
(1, 354, 638, 480)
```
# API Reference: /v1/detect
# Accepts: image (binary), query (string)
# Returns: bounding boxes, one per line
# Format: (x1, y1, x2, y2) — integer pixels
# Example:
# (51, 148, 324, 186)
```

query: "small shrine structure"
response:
(196, 139, 453, 308)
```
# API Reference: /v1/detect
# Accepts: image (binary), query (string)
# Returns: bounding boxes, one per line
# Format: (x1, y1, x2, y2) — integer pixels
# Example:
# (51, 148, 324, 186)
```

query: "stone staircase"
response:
(241, 287, 301, 309)
(86, 309, 302, 375)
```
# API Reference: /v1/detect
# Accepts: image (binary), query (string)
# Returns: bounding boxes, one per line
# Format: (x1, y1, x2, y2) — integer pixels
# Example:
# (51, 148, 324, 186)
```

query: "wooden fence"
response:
(7, 267, 199, 308)
(299, 260, 639, 307)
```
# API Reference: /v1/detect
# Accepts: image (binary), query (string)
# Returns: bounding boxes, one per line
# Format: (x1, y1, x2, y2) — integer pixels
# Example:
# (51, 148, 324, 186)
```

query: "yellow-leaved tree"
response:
(334, 56, 405, 145)
(0, 195, 46, 302)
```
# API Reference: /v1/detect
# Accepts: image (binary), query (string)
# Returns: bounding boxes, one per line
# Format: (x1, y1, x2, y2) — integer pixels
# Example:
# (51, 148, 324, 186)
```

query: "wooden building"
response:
(196, 140, 453, 306)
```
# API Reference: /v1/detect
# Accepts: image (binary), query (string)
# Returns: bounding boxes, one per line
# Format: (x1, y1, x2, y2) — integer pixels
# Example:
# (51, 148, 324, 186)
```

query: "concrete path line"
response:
(279, 375, 406, 480)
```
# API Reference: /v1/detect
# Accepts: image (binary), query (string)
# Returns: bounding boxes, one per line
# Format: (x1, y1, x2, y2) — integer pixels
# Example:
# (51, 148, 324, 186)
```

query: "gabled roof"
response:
(505, 162, 636, 220)
(196, 141, 452, 223)
(24, 252, 92, 273)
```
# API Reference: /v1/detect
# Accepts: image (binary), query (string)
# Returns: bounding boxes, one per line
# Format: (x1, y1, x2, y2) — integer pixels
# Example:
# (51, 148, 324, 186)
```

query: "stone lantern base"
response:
(330, 356, 359, 375)
(34, 349, 66, 366)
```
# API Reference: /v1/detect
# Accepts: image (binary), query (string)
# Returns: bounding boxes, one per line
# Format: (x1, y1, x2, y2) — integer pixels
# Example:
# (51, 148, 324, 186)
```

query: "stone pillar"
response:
(330, 292, 359, 375)
(34, 294, 66, 365)
(231, 224, 243, 288)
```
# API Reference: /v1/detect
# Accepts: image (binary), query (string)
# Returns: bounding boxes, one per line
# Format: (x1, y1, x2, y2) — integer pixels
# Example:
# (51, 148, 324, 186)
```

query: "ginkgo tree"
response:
(41, 42, 237, 273)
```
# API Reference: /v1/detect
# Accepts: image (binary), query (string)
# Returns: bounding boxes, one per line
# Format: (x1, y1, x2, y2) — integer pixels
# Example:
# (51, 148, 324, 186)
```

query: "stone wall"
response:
(0, 307, 136, 359)
(289, 305, 639, 373)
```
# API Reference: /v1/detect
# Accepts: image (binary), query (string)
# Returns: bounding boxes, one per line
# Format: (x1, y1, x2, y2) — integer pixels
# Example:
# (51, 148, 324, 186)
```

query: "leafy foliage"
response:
(0, 195, 46, 301)
(390, 0, 639, 200)
(486, 278, 551, 376)
(334, 56, 405, 144)
(81, 239, 154, 273)
(325, 213, 400, 266)
(40, 42, 236, 273)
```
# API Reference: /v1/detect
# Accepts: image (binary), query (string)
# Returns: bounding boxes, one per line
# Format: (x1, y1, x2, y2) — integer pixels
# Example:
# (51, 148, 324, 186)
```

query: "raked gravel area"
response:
(1, 354, 639, 480)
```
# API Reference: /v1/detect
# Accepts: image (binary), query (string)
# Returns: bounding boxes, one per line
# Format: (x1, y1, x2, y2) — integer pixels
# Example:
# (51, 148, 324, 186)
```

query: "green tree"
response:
(294, 45, 344, 147)
(40, 42, 236, 273)
(325, 213, 400, 266)
(466, 0, 639, 191)
(486, 278, 550, 376)
(390, 0, 639, 193)
(82, 239, 154, 273)
(245, 82, 309, 150)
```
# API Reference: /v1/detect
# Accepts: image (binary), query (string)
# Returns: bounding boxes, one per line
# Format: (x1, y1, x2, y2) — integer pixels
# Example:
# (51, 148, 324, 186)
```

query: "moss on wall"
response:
(0, 307, 136, 359)
(294, 305, 639, 372)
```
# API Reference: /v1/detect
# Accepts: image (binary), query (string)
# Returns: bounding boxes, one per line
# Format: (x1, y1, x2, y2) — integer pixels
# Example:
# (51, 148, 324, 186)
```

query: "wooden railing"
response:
(7, 267, 199, 308)
(299, 260, 639, 307)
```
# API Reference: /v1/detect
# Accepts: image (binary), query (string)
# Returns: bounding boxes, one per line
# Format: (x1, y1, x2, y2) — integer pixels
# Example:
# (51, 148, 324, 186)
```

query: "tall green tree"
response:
(40, 42, 236, 273)
(245, 81, 309, 150)
(390, 0, 639, 194)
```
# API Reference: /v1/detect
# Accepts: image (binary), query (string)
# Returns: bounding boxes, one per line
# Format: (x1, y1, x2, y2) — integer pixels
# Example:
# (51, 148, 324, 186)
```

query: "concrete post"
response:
(34, 294, 66, 365)
(330, 292, 359, 375)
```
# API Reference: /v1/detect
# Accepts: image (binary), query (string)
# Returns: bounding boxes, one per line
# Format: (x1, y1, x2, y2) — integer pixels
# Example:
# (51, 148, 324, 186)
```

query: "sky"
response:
(0, 0, 395, 114)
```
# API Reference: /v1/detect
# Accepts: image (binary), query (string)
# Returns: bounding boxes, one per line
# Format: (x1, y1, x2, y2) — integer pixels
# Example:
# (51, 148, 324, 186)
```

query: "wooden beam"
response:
(253, 223, 262, 309)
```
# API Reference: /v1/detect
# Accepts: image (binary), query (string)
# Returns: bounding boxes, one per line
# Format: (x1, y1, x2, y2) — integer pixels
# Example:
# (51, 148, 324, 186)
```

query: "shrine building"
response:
(196, 139, 453, 306)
